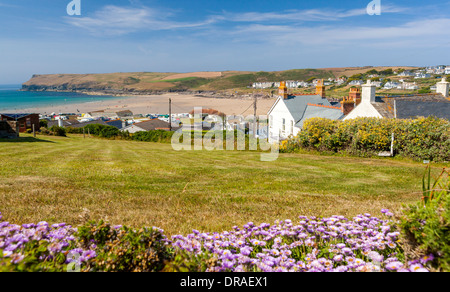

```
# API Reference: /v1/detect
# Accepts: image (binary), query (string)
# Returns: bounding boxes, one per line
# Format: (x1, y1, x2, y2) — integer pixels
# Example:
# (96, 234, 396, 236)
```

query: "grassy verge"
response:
(0, 134, 445, 235)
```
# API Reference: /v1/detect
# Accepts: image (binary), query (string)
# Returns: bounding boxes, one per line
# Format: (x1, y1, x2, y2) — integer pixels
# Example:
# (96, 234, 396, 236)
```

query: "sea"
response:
(0, 84, 122, 113)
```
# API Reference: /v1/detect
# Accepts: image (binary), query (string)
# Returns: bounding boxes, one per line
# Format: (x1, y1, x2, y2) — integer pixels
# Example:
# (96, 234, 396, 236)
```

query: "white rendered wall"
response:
(268, 97, 296, 142)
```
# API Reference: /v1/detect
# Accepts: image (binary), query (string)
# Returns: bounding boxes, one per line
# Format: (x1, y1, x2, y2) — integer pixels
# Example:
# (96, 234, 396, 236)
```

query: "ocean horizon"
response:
(0, 84, 123, 113)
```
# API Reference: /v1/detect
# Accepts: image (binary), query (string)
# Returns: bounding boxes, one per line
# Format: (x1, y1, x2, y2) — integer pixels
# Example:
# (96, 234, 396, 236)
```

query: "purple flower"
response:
(386, 261, 404, 271)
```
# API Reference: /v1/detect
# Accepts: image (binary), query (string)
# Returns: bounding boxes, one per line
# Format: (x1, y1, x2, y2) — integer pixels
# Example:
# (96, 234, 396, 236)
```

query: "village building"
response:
(121, 119, 179, 134)
(267, 80, 344, 142)
(344, 78, 450, 120)
(0, 120, 19, 138)
(0, 113, 40, 133)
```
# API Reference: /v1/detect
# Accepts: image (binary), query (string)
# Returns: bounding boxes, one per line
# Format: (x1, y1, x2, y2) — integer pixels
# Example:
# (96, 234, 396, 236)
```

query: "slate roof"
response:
(0, 113, 38, 120)
(47, 119, 80, 128)
(370, 94, 450, 120)
(131, 119, 180, 131)
(296, 105, 344, 128)
(281, 94, 343, 127)
(66, 120, 108, 128)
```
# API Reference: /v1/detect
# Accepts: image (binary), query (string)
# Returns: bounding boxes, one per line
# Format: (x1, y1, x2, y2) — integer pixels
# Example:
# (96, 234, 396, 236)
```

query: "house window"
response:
(282, 118, 286, 132)
(291, 120, 294, 135)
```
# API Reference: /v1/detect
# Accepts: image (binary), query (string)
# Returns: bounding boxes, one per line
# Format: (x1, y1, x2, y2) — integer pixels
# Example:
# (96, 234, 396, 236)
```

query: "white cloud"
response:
(66, 5, 219, 36)
(219, 5, 407, 23)
(228, 18, 450, 48)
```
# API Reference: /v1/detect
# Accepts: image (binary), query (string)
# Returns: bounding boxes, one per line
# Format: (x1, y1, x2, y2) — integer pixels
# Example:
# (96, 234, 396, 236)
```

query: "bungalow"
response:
(0, 120, 19, 138)
(344, 79, 450, 120)
(267, 80, 344, 143)
(121, 119, 179, 133)
(0, 113, 40, 133)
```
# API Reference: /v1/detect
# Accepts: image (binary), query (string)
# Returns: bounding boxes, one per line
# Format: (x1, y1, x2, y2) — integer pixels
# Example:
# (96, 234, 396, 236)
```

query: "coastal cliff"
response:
(20, 69, 337, 95)
(21, 67, 415, 96)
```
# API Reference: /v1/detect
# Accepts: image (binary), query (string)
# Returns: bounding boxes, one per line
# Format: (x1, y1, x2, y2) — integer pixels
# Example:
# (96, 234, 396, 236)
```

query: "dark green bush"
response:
(77, 221, 172, 272)
(49, 126, 67, 137)
(39, 119, 48, 128)
(400, 168, 450, 271)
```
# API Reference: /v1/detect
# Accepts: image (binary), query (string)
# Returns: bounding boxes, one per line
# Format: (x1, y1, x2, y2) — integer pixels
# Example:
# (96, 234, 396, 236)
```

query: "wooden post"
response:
(169, 98, 172, 132)
(83, 127, 85, 139)
(390, 133, 395, 157)
(32, 124, 36, 138)
(88, 128, 90, 138)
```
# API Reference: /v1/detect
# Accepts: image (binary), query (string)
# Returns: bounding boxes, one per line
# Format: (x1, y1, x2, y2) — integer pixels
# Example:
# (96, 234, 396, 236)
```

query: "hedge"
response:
(280, 117, 450, 162)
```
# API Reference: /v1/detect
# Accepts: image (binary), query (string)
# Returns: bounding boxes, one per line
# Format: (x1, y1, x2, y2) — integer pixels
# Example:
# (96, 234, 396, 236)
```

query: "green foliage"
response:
(400, 168, 450, 271)
(162, 253, 219, 272)
(39, 119, 48, 128)
(77, 221, 172, 272)
(132, 130, 174, 143)
(66, 124, 120, 138)
(49, 126, 67, 137)
(418, 87, 431, 94)
(379, 69, 394, 76)
(282, 117, 450, 162)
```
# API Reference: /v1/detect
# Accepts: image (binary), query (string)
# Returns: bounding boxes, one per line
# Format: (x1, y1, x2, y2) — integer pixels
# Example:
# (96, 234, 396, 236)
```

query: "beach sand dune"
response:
(12, 93, 275, 117)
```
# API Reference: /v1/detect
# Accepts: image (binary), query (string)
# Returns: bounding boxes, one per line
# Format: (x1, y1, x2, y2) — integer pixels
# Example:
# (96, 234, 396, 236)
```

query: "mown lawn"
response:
(0, 134, 445, 235)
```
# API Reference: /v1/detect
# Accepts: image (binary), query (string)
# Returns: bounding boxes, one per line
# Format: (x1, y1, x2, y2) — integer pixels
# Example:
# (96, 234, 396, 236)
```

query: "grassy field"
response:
(0, 134, 444, 235)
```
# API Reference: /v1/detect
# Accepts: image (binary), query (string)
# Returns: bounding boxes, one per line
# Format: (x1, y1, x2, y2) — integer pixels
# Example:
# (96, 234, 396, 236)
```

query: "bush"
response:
(49, 126, 66, 137)
(77, 221, 172, 272)
(132, 130, 174, 143)
(39, 119, 48, 128)
(399, 168, 450, 271)
(282, 117, 450, 162)
(66, 124, 121, 139)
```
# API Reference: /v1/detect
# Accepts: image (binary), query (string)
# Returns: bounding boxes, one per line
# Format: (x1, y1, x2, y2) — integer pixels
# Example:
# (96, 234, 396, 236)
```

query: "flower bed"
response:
(0, 211, 433, 272)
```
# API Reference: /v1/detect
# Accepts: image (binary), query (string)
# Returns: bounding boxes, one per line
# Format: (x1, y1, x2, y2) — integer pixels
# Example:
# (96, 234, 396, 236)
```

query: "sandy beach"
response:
(11, 93, 275, 117)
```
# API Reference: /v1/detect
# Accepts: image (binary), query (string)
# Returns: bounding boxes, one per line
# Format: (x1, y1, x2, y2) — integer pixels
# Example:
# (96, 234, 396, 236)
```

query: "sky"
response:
(0, 0, 450, 84)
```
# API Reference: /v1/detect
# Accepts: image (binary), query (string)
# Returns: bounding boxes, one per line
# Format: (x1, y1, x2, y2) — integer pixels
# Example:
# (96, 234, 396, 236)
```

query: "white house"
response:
(445, 68, 450, 75)
(344, 79, 450, 120)
(267, 81, 344, 142)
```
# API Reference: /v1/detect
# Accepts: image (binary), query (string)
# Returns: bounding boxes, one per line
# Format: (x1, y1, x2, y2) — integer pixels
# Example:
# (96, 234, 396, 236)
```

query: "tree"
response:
(379, 69, 394, 76)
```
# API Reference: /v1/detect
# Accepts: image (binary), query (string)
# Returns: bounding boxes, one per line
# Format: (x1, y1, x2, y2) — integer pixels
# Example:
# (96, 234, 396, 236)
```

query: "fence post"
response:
(32, 124, 36, 138)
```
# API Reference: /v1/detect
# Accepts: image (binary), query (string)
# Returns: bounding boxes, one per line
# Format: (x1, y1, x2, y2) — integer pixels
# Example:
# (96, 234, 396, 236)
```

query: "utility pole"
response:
(169, 98, 172, 132)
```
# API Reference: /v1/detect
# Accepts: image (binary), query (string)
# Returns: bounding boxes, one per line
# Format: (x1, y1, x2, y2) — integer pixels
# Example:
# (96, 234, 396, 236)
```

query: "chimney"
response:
(349, 87, 361, 105)
(316, 79, 326, 98)
(279, 81, 288, 100)
(361, 80, 376, 104)
(341, 99, 355, 115)
(341, 87, 361, 115)
(436, 77, 449, 98)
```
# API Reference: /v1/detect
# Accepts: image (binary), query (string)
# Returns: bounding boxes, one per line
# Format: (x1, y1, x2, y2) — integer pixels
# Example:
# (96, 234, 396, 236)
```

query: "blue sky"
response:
(0, 0, 450, 84)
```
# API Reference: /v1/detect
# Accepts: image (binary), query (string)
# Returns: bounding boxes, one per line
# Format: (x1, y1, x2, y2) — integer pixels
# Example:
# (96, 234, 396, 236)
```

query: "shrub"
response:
(132, 130, 174, 143)
(39, 119, 48, 128)
(49, 126, 66, 137)
(283, 117, 450, 162)
(77, 221, 172, 272)
(399, 167, 450, 271)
